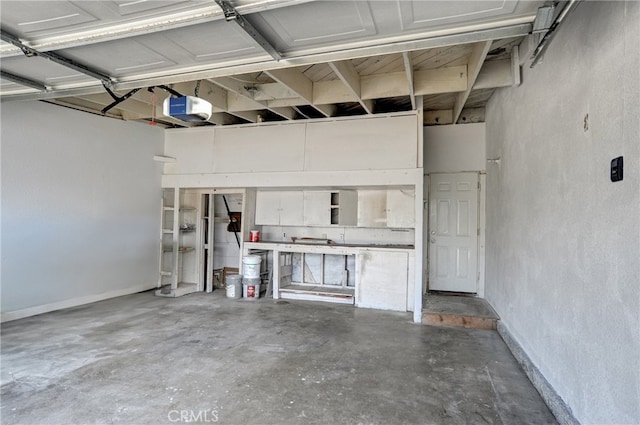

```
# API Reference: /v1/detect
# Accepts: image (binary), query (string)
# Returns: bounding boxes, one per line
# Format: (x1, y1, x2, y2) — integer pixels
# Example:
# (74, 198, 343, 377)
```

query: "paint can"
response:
(242, 277, 261, 300)
(249, 230, 260, 242)
(225, 274, 242, 299)
(242, 255, 262, 278)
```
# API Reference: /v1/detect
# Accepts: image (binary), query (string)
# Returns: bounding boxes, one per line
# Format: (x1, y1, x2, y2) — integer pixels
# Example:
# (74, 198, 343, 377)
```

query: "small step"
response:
(422, 294, 499, 331)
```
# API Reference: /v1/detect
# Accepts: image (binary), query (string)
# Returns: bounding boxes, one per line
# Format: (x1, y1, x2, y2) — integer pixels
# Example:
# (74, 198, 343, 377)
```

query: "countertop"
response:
(244, 241, 414, 253)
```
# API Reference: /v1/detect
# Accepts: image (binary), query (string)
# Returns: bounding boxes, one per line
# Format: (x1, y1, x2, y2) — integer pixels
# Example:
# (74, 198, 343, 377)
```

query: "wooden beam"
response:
(265, 68, 313, 102)
(424, 107, 486, 125)
(227, 109, 260, 123)
(413, 65, 467, 96)
(511, 46, 521, 87)
(361, 71, 408, 99)
(252, 82, 298, 101)
(226, 91, 266, 111)
(517, 34, 538, 67)
(212, 76, 295, 120)
(453, 40, 492, 124)
(424, 109, 454, 125)
(266, 68, 334, 117)
(414, 66, 467, 96)
(267, 97, 307, 107)
(329, 60, 373, 114)
(456, 107, 485, 124)
(473, 60, 512, 90)
(313, 80, 357, 104)
(270, 106, 296, 120)
(402, 52, 416, 110)
(360, 66, 467, 100)
(209, 112, 237, 126)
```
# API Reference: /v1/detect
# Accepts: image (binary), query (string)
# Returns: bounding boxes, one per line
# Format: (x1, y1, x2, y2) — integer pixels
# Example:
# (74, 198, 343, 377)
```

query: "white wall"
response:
(163, 113, 419, 176)
(1, 101, 164, 320)
(424, 123, 486, 173)
(485, 2, 639, 424)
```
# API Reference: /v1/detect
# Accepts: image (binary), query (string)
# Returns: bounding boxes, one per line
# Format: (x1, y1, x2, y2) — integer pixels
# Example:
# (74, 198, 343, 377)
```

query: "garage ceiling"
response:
(0, 0, 545, 127)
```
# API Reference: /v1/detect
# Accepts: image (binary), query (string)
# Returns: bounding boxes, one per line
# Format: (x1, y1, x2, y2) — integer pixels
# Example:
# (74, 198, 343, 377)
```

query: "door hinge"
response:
(477, 228, 480, 236)
(477, 272, 480, 282)
(478, 181, 480, 190)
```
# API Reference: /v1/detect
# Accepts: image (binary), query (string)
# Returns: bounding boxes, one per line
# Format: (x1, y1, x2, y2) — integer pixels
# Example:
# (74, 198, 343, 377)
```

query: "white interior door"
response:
(428, 173, 479, 293)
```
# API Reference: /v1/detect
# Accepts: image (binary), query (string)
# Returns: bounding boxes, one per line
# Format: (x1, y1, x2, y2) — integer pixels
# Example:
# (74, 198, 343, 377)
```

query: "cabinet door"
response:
(356, 251, 408, 311)
(386, 189, 415, 228)
(255, 191, 281, 225)
(303, 191, 331, 226)
(278, 191, 304, 225)
(357, 190, 387, 227)
(336, 190, 358, 226)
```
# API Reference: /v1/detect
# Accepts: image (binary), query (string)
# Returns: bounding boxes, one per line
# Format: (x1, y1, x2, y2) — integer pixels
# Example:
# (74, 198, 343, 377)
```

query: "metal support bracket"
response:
(214, 0, 281, 61)
(0, 70, 49, 91)
(101, 85, 142, 115)
(0, 29, 115, 88)
(100, 84, 185, 114)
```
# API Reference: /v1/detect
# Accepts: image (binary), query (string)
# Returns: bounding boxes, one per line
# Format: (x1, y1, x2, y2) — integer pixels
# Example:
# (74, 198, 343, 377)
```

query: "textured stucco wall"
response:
(1, 101, 164, 315)
(486, 1, 640, 424)
(485, 2, 639, 424)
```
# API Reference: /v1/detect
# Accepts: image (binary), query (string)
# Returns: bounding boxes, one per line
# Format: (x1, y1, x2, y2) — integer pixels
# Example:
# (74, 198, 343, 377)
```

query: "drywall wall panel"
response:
(424, 123, 486, 173)
(164, 127, 215, 174)
(485, 2, 639, 424)
(304, 115, 417, 171)
(1, 100, 163, 317)
(213, 124, 305, 173)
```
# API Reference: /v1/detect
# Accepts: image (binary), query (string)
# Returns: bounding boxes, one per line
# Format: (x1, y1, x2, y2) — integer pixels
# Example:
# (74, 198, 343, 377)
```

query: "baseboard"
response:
(497, 321, 580, 425)
(0, 283, 156, 323)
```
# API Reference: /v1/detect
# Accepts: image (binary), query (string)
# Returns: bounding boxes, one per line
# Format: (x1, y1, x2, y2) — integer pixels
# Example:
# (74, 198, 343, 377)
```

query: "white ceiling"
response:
(0, 0, 546, 126)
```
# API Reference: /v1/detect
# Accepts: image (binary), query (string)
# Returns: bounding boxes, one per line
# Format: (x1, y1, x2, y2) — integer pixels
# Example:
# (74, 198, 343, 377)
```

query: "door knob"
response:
(430, 230, 436, 235)
(430, 238, 436, 244)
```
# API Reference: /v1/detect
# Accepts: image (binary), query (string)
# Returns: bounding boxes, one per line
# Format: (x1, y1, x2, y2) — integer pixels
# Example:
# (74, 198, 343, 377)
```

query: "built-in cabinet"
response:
(255, 191, 304, 226)
(256, 189, 411, 228)
(302, 190, 357, 226)
(355, 250, 409, 311)
(244, 242, 414, 312)
(357, 189, 415, 228)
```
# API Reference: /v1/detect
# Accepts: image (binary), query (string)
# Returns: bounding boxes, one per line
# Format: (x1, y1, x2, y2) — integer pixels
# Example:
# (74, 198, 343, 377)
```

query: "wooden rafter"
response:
(402, 52, 416, 110)
(211, 76, 296, 120)
(453, 40, 492, 124)
(328, 60, 373, 114)
(265, 68, 336, 117)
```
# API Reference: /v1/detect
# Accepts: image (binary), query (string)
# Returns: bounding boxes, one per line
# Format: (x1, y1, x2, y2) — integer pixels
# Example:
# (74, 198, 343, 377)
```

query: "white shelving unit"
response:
(156, 188, 199, 297)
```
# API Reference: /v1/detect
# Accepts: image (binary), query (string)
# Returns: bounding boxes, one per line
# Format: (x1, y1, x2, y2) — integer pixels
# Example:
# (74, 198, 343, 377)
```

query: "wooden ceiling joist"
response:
(453, 40, 492, 124)
(211, 76, 296, 120)
(402, 52, 416, 110)
(328, 60, 373, 114)
(265, 68, 336, 117)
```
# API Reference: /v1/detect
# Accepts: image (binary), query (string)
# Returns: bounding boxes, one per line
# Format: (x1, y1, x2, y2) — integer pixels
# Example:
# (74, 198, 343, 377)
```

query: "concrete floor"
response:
(1, 291, 556, 425)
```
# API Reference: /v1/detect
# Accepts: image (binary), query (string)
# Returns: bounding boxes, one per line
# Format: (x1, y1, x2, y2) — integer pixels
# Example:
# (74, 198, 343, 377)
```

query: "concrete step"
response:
(422, 294, 499, 331)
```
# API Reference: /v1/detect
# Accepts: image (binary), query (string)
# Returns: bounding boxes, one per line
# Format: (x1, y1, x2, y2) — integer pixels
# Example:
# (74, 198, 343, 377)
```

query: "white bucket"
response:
(243, 277, 261, 300)
(242, 255, 262, 278)
(225, 275, 242, 299)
